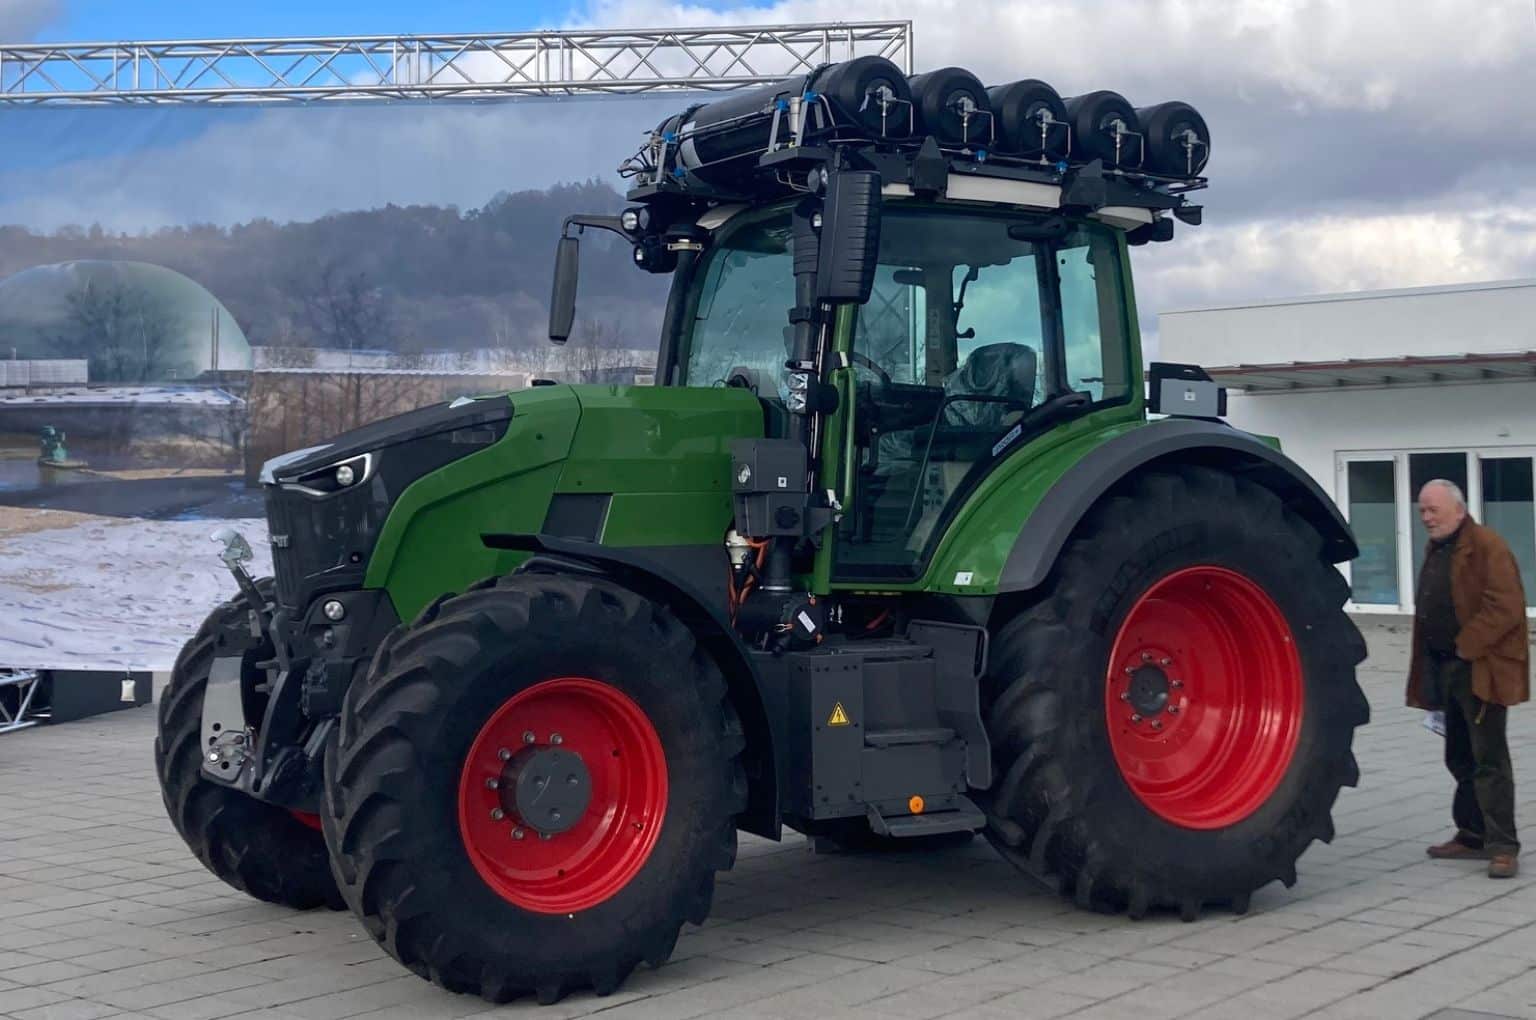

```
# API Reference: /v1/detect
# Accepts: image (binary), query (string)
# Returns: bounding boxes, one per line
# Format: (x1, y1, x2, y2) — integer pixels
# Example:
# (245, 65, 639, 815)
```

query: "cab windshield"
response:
(680, 216, 795, 401)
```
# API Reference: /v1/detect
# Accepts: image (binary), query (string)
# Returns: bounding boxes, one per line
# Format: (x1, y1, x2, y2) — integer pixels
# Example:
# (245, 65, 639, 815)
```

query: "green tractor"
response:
(155, 58, 1368, 1004)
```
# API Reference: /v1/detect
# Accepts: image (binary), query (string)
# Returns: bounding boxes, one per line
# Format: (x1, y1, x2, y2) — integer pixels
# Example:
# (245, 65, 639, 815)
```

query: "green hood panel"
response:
(365, 384, 763, 620)
(363, 388, 581, 617)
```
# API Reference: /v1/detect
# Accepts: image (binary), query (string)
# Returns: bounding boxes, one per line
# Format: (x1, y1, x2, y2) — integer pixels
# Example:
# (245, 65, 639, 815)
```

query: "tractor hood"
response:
(260, 395, 517, 488)
(261, 392, 521, 609)
(262, 382, 764, 615)
(347, 383, 764, 622)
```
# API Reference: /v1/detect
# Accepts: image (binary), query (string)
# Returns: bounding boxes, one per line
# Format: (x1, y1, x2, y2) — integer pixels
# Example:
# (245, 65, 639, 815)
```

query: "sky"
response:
(3, 0, 1536, 337)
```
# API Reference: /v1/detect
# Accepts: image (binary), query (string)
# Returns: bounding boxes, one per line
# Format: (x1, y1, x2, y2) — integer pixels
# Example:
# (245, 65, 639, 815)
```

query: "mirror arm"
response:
(561, 214, 626, 239)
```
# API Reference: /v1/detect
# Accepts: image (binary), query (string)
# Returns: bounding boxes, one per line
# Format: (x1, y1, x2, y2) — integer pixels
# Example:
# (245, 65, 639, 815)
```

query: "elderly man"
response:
(1408, 479, 1530, 879)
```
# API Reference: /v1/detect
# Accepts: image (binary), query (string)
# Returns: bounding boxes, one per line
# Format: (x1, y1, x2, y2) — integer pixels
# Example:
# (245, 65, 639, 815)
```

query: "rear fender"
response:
(999, 419, 1356, 592)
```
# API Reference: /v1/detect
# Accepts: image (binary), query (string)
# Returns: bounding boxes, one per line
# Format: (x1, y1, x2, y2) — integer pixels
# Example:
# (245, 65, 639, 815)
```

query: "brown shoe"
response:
(1427, 839, 1490, 860)
(1489, 854, 1519, 879)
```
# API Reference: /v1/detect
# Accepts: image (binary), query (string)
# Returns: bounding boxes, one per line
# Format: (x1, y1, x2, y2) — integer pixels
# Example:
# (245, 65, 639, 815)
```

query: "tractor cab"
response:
(668, 200, 1135, 578)
(550, 56, 1199, 599)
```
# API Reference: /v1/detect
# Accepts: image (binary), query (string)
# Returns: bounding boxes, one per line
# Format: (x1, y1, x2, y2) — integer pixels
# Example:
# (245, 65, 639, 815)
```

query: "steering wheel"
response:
(848, 351, 893, 386)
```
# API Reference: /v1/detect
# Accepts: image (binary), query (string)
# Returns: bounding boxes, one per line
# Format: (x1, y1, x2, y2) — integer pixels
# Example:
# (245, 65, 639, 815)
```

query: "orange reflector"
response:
(908, 795, 925, 814)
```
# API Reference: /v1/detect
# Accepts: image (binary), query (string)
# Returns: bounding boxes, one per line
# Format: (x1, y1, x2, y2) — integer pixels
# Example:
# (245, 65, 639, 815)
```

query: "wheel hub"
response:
(1127, 665, 1171, 716)
(502, 747, 591, 835)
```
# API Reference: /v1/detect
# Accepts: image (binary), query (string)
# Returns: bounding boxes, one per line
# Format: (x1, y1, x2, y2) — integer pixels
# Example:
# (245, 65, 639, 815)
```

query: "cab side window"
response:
(1057, 231, 1130, 404)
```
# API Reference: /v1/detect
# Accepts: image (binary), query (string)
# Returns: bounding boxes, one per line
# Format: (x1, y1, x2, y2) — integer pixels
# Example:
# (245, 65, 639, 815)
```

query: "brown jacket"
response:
(1406, 518, 1531, 708)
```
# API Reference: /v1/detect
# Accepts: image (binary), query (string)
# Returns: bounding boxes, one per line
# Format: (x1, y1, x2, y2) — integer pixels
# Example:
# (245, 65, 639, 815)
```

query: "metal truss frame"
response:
(0, 22, 913, 106)
(0, 669, 41, 733)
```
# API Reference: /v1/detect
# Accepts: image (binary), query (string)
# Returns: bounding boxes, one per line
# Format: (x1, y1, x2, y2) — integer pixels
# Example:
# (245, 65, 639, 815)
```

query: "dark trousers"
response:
(1430, 654, 1520, 854)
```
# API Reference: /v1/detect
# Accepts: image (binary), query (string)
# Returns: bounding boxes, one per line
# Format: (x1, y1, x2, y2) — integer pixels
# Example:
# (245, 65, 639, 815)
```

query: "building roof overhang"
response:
(1206, 351, 1536, 392)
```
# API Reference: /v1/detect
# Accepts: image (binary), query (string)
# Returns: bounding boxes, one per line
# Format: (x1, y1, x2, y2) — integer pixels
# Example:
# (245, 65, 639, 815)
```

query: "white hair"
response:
(1419, 478, 1466, 509)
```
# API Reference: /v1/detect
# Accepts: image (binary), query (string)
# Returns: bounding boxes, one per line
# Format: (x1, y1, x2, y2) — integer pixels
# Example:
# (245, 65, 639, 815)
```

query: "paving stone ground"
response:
(2, 617, 1535, 1020)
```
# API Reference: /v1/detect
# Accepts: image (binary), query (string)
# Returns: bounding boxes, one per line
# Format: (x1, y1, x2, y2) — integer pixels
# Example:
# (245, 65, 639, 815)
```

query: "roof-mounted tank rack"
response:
(618, 56, 1209, 221)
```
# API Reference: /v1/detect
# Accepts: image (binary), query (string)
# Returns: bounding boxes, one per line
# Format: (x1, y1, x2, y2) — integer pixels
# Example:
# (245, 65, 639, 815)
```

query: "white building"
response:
(1160, 278, 1536, 616)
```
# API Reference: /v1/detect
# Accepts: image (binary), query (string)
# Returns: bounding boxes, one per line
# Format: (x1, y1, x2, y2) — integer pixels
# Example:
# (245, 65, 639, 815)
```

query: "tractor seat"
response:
(943, 343, 1038, 427)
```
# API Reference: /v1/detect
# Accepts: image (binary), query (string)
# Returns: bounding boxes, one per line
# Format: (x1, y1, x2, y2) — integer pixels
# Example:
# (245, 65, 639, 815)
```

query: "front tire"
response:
(323, 574, 746, 1004)
(984, 466, 1369, 919)
(154, 580, 342, 910)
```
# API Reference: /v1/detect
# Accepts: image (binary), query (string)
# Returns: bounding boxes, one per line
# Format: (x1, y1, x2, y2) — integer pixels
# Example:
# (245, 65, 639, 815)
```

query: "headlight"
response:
(287, 453, 372, 497)
(621, 207, 648, 233)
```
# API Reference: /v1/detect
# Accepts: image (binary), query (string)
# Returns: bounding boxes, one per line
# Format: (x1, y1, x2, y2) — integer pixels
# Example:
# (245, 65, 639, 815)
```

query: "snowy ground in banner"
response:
(0, 510, 271, 671)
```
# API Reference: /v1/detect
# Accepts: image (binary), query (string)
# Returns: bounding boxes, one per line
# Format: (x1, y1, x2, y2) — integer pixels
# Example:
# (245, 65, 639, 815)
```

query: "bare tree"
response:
(298, 261, 395, 352)
(555, 317, 637, 383)
(56, 279, 182, 382)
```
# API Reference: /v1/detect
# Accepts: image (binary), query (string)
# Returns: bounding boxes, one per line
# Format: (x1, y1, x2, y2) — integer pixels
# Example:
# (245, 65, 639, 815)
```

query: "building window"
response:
(1346, 460, 1398, 605)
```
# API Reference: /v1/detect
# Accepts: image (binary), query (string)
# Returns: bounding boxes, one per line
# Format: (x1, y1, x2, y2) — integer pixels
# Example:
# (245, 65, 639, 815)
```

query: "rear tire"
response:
(983, 466, 1369, 918)
(323, 574, 746, 1004)
(154, 580, 342, 910)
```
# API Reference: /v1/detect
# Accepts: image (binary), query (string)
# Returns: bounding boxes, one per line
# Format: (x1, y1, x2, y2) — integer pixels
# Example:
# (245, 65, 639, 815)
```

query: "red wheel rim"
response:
(1105, 566, 1302, 829)
(457, 677, 668, 914)
(289, 809, 323, 832)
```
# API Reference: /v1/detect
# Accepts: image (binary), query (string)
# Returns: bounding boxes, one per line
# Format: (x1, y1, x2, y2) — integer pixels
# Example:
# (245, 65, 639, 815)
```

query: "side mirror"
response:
(549, 235, 579, 344)
(816, 170, 882, 304)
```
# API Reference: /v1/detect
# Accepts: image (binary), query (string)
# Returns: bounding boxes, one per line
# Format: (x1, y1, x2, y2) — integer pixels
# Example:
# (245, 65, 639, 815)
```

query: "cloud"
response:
(3, 0, 1533, 329)
(1149, 201, 1536, 308)
(0, 0, 61, 40)
(556, 0, 1536, 325)
(0, 95, 676, 231)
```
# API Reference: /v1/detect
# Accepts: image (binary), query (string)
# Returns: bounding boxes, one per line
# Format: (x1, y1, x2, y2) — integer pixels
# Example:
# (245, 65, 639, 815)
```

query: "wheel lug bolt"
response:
(512, 827, 525, 840)
(540, 832, 553, 841)
(1124, 667, 1135, 676)
(1130, 713, 1142, 723)
(1171, 680, 1183, 688)
(1141, 652, 1152, 662)
(522, 730, 536, 744)
(1120, 693, 1130, 701)
(1152, 720, 1163, 731)
(1168, 705, 1180, 714)
(491, 808, 505, 820)
(485, 778, 499, 790)
(497, 748, 511, 761)
(550, 733, 564, 745)
(1160, 657, 1172, 666)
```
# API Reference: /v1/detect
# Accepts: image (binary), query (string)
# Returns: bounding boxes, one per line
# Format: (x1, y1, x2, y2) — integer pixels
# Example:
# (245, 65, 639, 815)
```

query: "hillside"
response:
(0, 179, 667, 357)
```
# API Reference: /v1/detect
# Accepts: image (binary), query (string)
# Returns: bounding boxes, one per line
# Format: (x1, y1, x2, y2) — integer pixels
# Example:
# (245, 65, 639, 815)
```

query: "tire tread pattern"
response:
(324, 573, 746, 1003)
(985, 466, 1369, 919)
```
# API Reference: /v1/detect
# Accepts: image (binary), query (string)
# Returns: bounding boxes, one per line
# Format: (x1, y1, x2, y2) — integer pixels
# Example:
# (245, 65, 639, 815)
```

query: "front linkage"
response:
(197, 528, 396, 816)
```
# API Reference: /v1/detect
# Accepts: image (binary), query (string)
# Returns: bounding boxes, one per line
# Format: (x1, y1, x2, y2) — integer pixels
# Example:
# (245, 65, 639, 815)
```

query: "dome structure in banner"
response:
(0, 260, 252, 382)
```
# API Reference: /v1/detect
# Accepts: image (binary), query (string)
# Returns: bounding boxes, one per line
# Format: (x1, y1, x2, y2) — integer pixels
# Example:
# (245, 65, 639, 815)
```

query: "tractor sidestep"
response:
(867, 798, 986, 838)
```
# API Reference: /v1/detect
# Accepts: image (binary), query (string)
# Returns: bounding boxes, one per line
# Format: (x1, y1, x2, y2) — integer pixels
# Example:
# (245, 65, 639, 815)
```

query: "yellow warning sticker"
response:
(827, 702, 852, 727)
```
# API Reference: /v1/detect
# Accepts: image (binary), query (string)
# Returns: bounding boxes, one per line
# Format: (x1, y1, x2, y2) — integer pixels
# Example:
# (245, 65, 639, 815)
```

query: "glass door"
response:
(1338, 454, 1404, 609)
(1408, 451, 1470, 591)
(1477, 451, 1536, 611)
